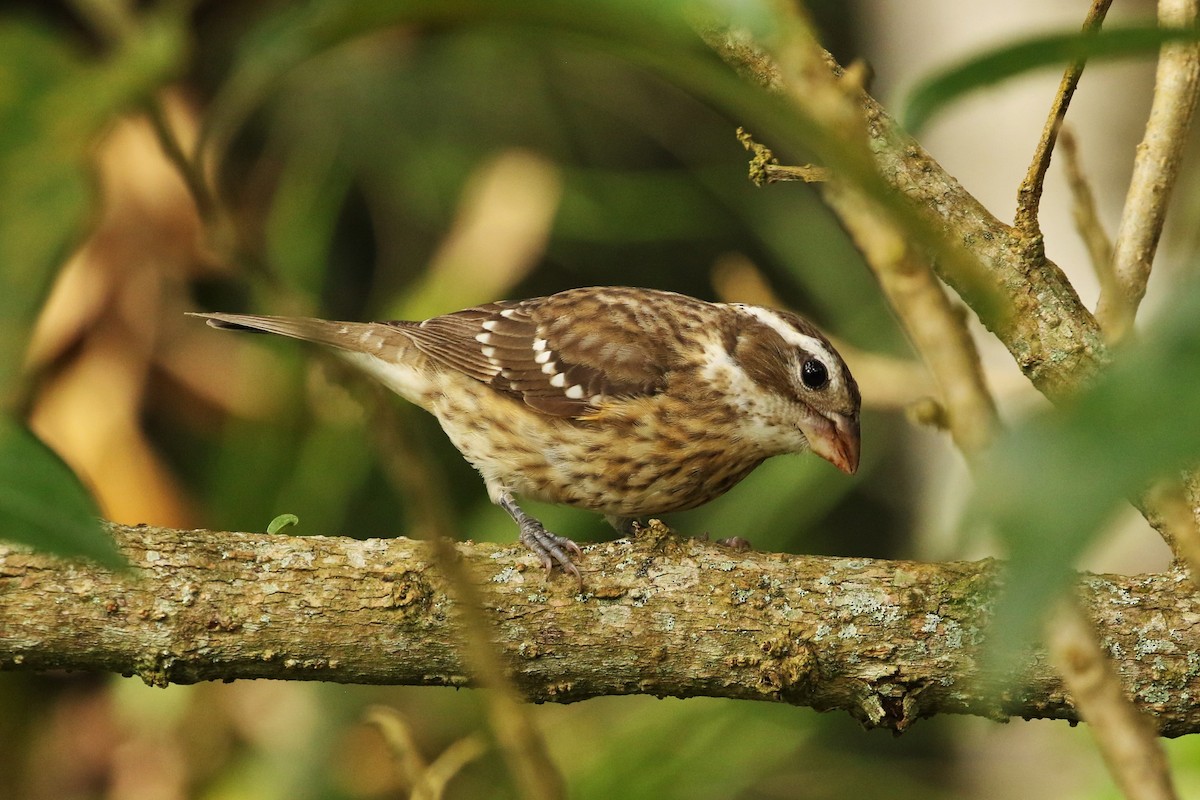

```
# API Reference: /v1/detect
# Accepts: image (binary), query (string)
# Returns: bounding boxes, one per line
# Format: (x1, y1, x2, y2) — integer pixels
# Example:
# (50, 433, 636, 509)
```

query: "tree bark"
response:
(3, 522, 1199, 736)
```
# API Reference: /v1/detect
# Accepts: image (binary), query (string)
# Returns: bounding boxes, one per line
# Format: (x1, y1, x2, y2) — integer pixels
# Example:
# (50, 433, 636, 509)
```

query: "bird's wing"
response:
(392, 287, 699, 417)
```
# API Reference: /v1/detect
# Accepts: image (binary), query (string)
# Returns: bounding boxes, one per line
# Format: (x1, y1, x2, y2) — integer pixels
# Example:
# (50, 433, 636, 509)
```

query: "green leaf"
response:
(975, 278, 1200, 668)
(266, 513, 300, 534)
(0, 22, 92, 406)
(903, 25, 1200, 133)
(0, 417, 123, 567)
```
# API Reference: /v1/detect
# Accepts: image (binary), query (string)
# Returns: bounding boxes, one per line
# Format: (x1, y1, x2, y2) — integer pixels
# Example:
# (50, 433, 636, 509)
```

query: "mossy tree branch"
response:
(4, 523, 1200, 736)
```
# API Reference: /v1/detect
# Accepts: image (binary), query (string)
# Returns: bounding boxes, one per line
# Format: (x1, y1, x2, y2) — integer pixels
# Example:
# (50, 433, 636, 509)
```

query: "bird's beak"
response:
(806, 413, 860, 475)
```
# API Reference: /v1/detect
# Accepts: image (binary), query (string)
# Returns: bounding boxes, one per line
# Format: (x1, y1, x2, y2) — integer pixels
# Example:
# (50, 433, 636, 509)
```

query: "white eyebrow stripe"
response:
(734, 305, 835, 362)
(731, 304, 842, 392)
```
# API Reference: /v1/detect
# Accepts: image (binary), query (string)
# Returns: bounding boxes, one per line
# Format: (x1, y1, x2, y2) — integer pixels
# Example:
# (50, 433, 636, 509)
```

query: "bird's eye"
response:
(800, 358, 829, 390)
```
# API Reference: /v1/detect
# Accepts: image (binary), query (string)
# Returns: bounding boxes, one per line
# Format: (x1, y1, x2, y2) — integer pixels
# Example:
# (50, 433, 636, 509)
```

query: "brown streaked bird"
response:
(191, 286, 861, 581)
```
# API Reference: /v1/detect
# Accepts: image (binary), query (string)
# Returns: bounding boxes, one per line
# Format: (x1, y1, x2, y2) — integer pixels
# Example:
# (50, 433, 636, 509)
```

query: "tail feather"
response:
(187, 312, 400, 353)
(190, 312, 436, 404)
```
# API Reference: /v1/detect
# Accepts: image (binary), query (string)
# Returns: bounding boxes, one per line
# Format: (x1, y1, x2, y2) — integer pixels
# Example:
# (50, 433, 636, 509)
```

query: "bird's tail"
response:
(188, 312, 401, 354)
(190, 312, 436, 405)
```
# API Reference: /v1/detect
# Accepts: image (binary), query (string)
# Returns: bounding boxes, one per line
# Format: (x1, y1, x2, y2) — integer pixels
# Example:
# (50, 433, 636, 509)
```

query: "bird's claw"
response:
(518, 519, 583, 586)
(496, 490, 583, 587)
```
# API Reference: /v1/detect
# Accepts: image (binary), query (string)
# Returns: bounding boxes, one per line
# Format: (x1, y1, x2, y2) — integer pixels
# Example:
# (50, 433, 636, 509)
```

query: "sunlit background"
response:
(4, 0, 1200, 797)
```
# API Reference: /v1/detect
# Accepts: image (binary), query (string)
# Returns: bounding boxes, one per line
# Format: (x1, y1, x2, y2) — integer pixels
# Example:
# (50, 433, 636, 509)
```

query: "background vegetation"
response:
(3, 0, 1200, 797)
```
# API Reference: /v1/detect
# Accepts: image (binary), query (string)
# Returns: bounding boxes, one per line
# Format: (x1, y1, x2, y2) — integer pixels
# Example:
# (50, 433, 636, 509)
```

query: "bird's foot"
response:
(518, 520, 583, 584)
(496, 491, 583, 585)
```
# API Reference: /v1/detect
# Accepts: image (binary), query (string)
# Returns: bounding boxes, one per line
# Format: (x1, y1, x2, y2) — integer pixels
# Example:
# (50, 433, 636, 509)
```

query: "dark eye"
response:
(800, 358, 829, 390)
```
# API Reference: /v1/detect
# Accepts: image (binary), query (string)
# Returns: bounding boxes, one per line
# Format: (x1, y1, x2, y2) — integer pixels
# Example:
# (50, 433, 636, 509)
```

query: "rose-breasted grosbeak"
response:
(193, 286, 861, 581)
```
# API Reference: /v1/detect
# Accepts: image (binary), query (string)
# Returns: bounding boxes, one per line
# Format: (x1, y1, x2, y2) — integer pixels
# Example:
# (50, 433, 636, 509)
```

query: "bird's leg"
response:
(496, 491, 582, 583)
(604, 515, 640, 536)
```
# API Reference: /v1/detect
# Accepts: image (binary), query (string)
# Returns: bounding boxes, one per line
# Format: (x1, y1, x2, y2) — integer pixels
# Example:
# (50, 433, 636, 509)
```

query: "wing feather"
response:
(390, 287, 708, 417)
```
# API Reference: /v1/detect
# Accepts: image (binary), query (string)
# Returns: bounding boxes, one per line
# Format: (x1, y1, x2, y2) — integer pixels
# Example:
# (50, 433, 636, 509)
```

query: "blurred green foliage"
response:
(0, 17, 180, 396)
(0, 15, 181, 563)
(903, 23, 1200, 133)
(979, 277, 1200, 668)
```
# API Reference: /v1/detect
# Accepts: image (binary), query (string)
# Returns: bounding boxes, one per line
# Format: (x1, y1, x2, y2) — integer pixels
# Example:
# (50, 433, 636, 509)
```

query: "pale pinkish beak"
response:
(806, 413, 860, 475)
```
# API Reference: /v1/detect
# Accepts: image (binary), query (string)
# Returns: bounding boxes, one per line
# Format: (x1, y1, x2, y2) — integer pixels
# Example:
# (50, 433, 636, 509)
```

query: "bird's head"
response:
(725, 304, 861, 475)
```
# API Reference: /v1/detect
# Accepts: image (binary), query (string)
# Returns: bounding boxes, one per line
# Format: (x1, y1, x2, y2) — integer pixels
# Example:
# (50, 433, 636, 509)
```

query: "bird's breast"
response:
(428, 379, 772, 516)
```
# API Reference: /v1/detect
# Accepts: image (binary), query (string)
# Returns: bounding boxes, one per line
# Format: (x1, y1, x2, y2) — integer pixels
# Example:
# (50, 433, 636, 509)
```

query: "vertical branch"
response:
(1014, 0, 1113, 240)
(1049, 604, 1179, 800)
(1096, 0, 1200, 340)
(1058, 127, 1116, 287)
(733, 12, 1000, 458)
(820, 182, 999, 458)
(371, 399, 566, 800)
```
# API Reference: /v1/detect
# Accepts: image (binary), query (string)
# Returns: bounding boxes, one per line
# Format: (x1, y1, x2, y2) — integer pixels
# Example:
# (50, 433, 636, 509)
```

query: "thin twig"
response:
(1049, 603, 1179, 800)
(1097, 0, 1200, 341)
(142, 101, 218, 223)
(69, 0, 219, 223)
(371, 399, 566, 800)
(1014, 0, 1113, 240)
(1058, 126, 1116, 288)
(827, 182, 1000, 457)
(761, 163, 831, 183)
(365, 706, 487, 800)
(737, 129, 831, 184)
(1139, 474, 1200, 583)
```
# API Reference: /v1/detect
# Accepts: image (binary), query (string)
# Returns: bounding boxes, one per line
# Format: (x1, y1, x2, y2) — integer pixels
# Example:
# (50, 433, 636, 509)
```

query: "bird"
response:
(191, 286, 861, 582)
